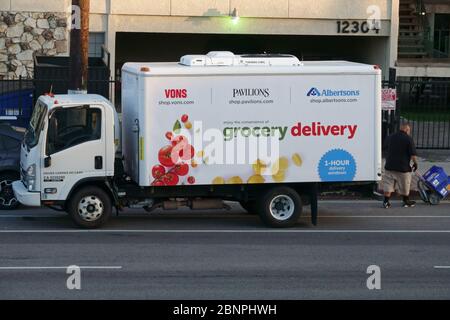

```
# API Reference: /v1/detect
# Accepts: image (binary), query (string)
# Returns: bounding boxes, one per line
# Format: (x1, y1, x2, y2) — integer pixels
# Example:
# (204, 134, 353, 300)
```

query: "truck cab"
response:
(13, 94, 119, 225)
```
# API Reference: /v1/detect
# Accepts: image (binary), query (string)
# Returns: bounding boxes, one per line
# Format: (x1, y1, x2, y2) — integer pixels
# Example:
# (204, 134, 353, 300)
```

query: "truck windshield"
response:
(24, 101, 47, 149)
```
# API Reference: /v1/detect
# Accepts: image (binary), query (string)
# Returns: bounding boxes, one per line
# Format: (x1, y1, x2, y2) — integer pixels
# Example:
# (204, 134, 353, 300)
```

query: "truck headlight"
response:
(25, 164, 36, 191)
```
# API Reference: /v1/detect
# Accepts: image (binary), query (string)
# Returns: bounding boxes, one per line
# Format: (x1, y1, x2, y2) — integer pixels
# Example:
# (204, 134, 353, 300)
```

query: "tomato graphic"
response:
(181, 114, 189, 123)
(171, 135, 187, 147)
(187, 176, 195, 184)
(165, 132, 173, 141)
(151, 165, 166, 179)
(179, 144, 195, 160)
(173, 163, 189, 176)
(158, 145, 177, 167)
(162, 172, 179, 186)
(151, 179, 165, 186)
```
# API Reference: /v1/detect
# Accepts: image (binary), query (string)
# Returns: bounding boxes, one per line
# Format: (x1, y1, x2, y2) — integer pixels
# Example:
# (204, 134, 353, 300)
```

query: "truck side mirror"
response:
(44, 156, 52, 168)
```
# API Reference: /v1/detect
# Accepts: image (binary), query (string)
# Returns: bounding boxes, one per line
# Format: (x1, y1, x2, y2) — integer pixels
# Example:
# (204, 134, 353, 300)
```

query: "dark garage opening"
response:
(115, 32, 389, 77)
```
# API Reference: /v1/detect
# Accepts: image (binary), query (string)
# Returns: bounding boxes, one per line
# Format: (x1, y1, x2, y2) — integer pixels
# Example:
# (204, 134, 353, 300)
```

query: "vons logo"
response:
(233, 88, 270, 98)
(159, 88, 194, 106)
(307, 87, 360, 97)
(165, 89, 187, 99)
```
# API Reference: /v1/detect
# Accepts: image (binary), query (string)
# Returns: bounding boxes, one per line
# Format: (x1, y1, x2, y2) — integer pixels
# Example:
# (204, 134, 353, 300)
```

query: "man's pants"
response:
(383, 170, 412, 196)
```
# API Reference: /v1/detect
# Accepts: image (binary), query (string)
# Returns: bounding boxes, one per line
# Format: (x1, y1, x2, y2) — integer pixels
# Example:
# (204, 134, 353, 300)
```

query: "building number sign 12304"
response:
(336, 21, 381, 34)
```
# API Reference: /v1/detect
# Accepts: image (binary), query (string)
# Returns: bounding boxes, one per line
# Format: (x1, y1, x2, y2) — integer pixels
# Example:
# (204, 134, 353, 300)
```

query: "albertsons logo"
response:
(307, 87, 321, 97)
(307, 87, 360, 97)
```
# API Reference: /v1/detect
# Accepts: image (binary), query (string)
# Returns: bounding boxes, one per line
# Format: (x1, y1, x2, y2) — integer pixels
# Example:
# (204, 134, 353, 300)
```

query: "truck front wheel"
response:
(258, 187, 302, 228)
(0, 172, 20, 210)
(68, 186, 112, 229)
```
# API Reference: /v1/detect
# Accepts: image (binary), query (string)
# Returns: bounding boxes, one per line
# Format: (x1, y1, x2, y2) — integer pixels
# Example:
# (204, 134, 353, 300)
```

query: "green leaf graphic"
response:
(173, 120, 181, 134)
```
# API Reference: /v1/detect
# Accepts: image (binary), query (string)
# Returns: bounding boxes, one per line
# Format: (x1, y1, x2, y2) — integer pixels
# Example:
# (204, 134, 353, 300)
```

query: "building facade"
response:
(397, 0, 450, 78)
(0, 0, 448, 80)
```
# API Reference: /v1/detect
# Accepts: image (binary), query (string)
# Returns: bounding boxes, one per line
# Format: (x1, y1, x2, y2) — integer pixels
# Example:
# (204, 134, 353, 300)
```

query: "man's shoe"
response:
(402, 200, 416, 208)
(383, 201, 391, 209)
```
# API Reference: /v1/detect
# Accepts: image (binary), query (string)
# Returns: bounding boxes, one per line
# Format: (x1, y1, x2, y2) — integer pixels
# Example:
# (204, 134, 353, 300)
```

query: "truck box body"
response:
(121, 60, 382, 187)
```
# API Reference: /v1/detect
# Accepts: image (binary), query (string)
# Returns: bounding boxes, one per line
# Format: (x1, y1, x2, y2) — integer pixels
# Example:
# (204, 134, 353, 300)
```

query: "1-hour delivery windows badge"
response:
(307, 87, 321, 97)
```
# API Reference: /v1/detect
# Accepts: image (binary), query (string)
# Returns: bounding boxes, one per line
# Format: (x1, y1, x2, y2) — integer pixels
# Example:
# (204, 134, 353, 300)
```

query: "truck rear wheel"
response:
(68, 186, 112, 229)
(258, 187, 302, 228)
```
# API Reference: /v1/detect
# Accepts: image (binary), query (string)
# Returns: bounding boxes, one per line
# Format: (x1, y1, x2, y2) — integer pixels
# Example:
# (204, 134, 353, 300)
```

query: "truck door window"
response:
(24, 101, 46, 149)
(46, 106, 102, 155)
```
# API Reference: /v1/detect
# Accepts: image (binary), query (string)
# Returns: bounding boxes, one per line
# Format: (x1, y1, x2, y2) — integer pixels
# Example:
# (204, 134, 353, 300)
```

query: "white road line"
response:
(320, 200, 450, 204)
(317, 200, 450, 204)
(308, 216, 450, 218)
(0, 216, 66, 218)
(1, 229, 450, 233)
(0, 266, 122, 270)
(434, 266, 450, 269)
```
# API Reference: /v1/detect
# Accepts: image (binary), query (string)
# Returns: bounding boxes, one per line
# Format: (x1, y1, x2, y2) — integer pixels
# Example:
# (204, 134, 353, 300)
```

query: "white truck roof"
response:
(122, 52, 379, 76)
(38, 94, 113, 109)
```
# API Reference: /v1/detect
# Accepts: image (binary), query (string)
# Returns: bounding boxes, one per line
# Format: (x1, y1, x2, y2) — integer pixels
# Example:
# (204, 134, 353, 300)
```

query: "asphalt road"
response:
(1, 200, 450, 299)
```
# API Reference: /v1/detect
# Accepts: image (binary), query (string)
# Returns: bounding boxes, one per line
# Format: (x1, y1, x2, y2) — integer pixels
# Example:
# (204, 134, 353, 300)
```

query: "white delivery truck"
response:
(13, 52, 382, 228)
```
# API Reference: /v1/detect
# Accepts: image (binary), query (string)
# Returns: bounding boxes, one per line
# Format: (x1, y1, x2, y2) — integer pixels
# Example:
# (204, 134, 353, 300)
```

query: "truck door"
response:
(42, 104, 106, 201)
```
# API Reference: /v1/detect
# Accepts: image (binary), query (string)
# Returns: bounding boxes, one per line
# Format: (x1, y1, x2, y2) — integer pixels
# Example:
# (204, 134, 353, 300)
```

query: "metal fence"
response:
(0, 77, 119, 128)
(389, 80, 450, 149)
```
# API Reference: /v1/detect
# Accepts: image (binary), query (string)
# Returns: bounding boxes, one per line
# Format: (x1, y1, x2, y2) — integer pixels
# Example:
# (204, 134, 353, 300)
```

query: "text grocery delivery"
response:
(223, 122, 358, 141)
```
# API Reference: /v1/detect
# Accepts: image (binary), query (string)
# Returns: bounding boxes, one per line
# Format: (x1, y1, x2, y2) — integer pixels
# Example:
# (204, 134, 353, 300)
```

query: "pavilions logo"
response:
(232, 88, 270, 98)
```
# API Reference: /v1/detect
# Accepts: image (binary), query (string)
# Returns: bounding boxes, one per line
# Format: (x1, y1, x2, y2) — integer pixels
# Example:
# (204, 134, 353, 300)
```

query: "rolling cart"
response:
(416, 166, 449, 205)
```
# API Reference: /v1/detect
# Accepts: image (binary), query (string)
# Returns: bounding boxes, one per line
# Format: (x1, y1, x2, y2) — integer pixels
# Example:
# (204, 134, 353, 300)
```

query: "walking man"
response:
(383, 123, 418, 208)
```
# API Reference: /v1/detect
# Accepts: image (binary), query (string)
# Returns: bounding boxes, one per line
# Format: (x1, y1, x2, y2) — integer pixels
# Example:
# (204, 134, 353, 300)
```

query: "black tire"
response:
(67, 186, 112, 229)
(239, 200, 258, 214)
(0, 172, 20, 210)
(417, 180, 430, 203)
(429, 193, 441, 205)
(257, 186, 302, 228)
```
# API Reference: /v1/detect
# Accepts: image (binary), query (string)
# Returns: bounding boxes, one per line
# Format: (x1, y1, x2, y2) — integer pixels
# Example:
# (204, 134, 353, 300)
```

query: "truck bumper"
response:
(12, 181, 41, 207)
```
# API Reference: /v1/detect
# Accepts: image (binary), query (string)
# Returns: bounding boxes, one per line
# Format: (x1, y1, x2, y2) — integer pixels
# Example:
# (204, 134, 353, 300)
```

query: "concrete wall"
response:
(0, 0, 399, 80)
(397, 66, 450, 78)
(1, 0, 393, 18)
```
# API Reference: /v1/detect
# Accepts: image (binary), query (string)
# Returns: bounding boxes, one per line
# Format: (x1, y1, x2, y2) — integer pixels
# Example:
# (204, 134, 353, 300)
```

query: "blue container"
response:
(423, 166, 449, 198)
(0, 89, 34, 129)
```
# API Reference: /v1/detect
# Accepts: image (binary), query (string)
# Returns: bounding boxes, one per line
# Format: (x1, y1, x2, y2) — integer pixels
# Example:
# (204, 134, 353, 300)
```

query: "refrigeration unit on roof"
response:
(179, 51, 303, 67)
